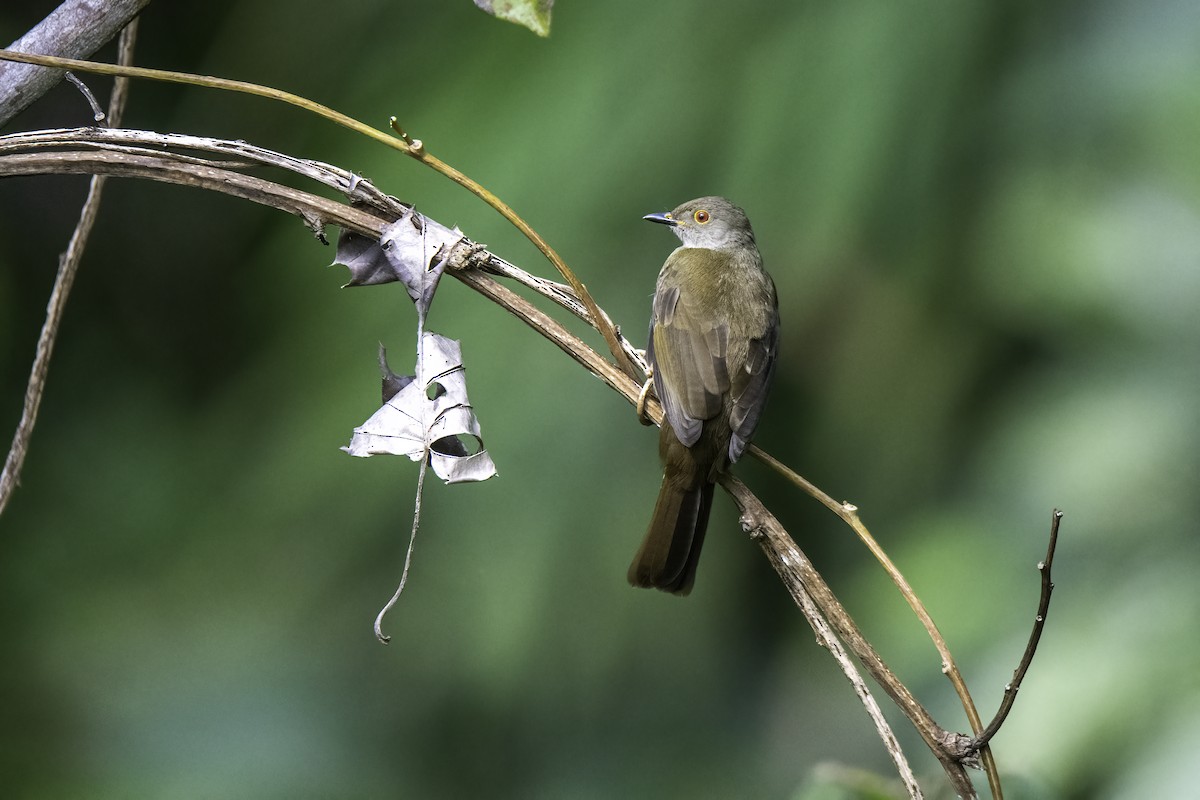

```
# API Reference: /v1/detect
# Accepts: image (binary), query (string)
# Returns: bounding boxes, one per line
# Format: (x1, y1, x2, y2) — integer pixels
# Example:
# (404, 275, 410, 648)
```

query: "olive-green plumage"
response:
(628, 197, 779, 595)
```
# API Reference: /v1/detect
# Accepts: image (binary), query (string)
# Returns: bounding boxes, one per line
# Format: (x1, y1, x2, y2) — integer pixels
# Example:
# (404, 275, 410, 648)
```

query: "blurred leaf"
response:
(790, 763, 907, 800)
(474, 0, 554, 37)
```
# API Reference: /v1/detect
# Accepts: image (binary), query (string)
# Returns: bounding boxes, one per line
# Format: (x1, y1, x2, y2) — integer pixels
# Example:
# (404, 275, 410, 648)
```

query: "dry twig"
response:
(0, 22, 139, 515)
(0, 0, 151, 126)
(968, 510, 1062, 753)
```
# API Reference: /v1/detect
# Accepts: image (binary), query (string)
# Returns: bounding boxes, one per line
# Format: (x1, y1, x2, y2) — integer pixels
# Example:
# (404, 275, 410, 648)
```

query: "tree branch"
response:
(723, 476, 976, 797)
(750, 447, 1003, 796)
(0, 0, 152, 127)
(729, 476, 926, 799)
(0, 24, 139, 515)
(967, 509, 1062, 754)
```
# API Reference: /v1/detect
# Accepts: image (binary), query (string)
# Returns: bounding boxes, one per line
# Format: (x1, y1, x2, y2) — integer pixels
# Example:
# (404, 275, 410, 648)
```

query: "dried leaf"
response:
(332, 230, 392, 286)
(333, 209, 462, 323)
(474, 0, 554, 37)
(378, 343, 414, 403)
(343, 332, 497, 484)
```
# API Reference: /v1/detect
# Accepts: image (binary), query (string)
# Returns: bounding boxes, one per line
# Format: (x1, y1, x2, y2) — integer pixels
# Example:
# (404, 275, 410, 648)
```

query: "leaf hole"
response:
(431, 434, 483, 458)
(426, 381, 447, 401)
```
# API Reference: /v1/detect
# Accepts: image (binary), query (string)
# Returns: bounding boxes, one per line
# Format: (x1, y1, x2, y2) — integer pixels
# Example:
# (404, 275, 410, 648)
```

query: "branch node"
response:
(442, 239, 485, 273)
(388, 117, 424, 156)
(738, 508, 767, 540)
(299, 210, 328, 244)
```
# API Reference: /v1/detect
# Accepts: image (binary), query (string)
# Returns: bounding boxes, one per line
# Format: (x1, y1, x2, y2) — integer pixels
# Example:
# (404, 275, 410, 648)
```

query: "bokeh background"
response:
(3, 2, 1199, 798)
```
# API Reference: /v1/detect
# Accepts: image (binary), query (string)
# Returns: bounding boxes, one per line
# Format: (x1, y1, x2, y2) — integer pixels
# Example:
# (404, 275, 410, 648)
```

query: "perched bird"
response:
(629, 196, 779, 595)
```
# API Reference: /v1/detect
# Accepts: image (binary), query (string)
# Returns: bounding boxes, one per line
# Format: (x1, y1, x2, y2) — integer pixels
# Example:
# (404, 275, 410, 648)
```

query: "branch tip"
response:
(967, 509, 1064, 756)
(65, 72, 106, 122)
(388, 117, 424, 155)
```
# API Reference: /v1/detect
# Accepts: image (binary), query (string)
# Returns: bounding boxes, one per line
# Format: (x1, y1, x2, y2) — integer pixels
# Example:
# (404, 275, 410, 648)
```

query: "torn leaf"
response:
(343, 332, 497, 484)
(333, 210, 462, 323)
(333, 229, 392, 286)
(378, 343, 414, 403)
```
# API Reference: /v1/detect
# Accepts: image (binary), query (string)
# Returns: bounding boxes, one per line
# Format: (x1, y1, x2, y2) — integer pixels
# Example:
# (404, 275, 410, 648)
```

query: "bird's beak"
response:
(643, 212, 679, 227)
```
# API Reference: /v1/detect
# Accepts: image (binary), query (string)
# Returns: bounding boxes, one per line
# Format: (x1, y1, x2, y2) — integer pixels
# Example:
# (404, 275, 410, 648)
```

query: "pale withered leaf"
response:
(378, 343, 414, 403)
(334, 210, 463, 323)
(343, 332, 497, 484)
(333, 230, 393, 286)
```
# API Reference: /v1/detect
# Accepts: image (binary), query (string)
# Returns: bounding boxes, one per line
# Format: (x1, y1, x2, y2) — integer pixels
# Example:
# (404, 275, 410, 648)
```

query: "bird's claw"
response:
(635, 373, 655, 425)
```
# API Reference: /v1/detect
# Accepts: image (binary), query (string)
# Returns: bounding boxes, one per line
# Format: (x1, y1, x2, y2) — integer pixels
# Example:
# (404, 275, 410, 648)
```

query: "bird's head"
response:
(643, 196, 755, 250)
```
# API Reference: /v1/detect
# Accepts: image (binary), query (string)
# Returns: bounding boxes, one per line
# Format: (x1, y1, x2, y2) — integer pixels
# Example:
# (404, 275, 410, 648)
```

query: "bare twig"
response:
(374, 455, 429, 645)
(736, 490, 924, 800)
(0, 23, 138, 516)
(107, 28, 137, 130)
(723, 476, 977, 798)
(749, 447, 1003, 796)
(967, 509, 1062, 753)
(0, 0, 151, 126)
(64, 72, 105, 122)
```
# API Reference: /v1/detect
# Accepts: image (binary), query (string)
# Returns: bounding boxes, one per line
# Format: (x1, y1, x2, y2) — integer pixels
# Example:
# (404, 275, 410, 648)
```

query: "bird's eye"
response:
(694, 210, 710, 224)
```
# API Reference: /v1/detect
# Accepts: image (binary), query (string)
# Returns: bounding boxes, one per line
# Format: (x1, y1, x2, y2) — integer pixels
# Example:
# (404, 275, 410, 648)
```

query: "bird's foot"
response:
(635, 372, 655, 426)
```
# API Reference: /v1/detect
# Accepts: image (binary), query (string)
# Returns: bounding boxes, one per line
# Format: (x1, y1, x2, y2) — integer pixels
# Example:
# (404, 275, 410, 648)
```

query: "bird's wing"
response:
(727, 306, 779, 462)
(649, 283, 730, 448)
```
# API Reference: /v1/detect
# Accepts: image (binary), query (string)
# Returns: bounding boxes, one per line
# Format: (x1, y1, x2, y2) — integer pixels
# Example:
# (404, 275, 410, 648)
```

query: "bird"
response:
(628, 196, 779, 595)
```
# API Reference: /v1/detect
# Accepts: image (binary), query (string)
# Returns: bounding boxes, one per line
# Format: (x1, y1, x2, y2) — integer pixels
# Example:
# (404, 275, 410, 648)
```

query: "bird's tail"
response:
(627, 476, 714, 595)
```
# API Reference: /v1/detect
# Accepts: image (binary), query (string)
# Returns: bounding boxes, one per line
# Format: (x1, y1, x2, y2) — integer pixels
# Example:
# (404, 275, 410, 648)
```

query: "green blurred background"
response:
(3, 2, 1198, 797)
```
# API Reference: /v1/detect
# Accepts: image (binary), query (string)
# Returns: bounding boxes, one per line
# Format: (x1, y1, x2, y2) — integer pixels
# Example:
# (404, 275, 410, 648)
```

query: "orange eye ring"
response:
(693, 209, 710, 224)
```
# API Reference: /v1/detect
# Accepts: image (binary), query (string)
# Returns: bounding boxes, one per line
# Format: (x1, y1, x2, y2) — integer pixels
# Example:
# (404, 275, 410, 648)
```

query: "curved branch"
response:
(750, 447, 1001, 794)
(723, 477, 975, 797)
(968, 510, 1062, 754)
(731, 480, 925, 798)
(0, 125, 651, 374)
(0, 24, 141, 516)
